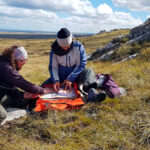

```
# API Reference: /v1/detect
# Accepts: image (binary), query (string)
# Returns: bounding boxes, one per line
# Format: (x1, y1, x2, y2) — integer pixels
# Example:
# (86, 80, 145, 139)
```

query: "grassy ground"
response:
(0, 30, 150, 150)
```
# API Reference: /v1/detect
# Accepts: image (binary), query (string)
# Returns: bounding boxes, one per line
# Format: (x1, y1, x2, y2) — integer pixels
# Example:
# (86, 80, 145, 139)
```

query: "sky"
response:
(0, 0, 150, 33)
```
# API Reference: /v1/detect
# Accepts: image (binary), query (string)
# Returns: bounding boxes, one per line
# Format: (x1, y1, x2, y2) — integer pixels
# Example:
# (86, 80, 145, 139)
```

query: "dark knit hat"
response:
(57, 28, 70, 38)
(56, 28, 72, 47)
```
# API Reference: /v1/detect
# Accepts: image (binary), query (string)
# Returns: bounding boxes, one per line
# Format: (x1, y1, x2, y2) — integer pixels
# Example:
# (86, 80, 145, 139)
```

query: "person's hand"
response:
(53, 82, 60, 92)
(23, 92, 37, 99)
(43, 87, 53, 94)
(63, 80, 72, 91)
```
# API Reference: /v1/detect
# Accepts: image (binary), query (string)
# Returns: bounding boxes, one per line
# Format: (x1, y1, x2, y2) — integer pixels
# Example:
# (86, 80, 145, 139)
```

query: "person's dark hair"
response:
(2, 45, 19, 69)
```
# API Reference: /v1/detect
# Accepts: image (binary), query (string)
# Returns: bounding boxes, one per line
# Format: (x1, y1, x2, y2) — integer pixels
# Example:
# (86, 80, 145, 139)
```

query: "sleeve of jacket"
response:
(67, 43, 87, 82)
(49, 51, 60, 83)
(4, 64, 44, 94)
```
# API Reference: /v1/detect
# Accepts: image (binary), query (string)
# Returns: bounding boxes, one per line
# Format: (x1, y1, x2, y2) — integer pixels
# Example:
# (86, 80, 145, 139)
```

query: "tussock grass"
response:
(111, 42, 142, 61)
(1, 30, 150, 150)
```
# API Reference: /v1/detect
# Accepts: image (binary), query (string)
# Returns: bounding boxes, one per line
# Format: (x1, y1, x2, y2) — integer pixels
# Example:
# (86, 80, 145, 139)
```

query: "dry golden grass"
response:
(78, 29, 129, 54)
(0, 30, 150, 150)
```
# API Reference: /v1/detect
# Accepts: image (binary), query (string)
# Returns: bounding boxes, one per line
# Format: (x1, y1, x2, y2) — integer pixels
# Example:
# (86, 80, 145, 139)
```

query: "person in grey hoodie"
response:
(0, 45, 52, 121)
(43, 28, 106, 102)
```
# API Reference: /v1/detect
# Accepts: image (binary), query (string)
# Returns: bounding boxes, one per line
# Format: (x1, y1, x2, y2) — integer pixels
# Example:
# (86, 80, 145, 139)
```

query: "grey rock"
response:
(97, 51, 114, 61)
(98, 30, 106, 34)
(128, 18, 150, 43)
(113, 53, 139, 64)
(88, 18, 150, 62)
(119, 87, 127, 96)
(111, 35, 125, 43)
(88, 42, 120, 61)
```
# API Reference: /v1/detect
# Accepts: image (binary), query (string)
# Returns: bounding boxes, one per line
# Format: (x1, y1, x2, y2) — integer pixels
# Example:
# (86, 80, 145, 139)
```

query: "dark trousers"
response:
(42, 68, 97, 92)
(0, 87, 25, 108)
(1, 95, 37, 112)
(1, 94, 27, 109)
(0, 92, 27, 119)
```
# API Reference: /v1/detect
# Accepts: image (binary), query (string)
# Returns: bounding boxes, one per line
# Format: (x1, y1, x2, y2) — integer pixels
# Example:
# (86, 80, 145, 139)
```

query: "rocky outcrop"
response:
(88, 35, 125, 61)
(127, 18, 150, 43)
(98, 30, 106, 34)
(88, 18, 150, 62)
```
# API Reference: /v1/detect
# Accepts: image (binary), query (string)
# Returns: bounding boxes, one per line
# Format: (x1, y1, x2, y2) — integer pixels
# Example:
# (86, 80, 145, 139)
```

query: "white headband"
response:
(56, 34, 72, 47)
(14, 47, 28, 60)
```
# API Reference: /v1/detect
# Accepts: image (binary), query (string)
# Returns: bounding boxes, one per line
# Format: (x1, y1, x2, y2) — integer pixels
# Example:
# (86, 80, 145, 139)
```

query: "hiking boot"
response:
(0, 104, 7, 123)
(87, 88, 106, 102)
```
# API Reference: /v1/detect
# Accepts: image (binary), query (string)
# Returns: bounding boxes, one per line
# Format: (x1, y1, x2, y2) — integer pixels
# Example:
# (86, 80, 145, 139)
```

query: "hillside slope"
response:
(88, 18, 150, 63)
(0, 30, 150, 150)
